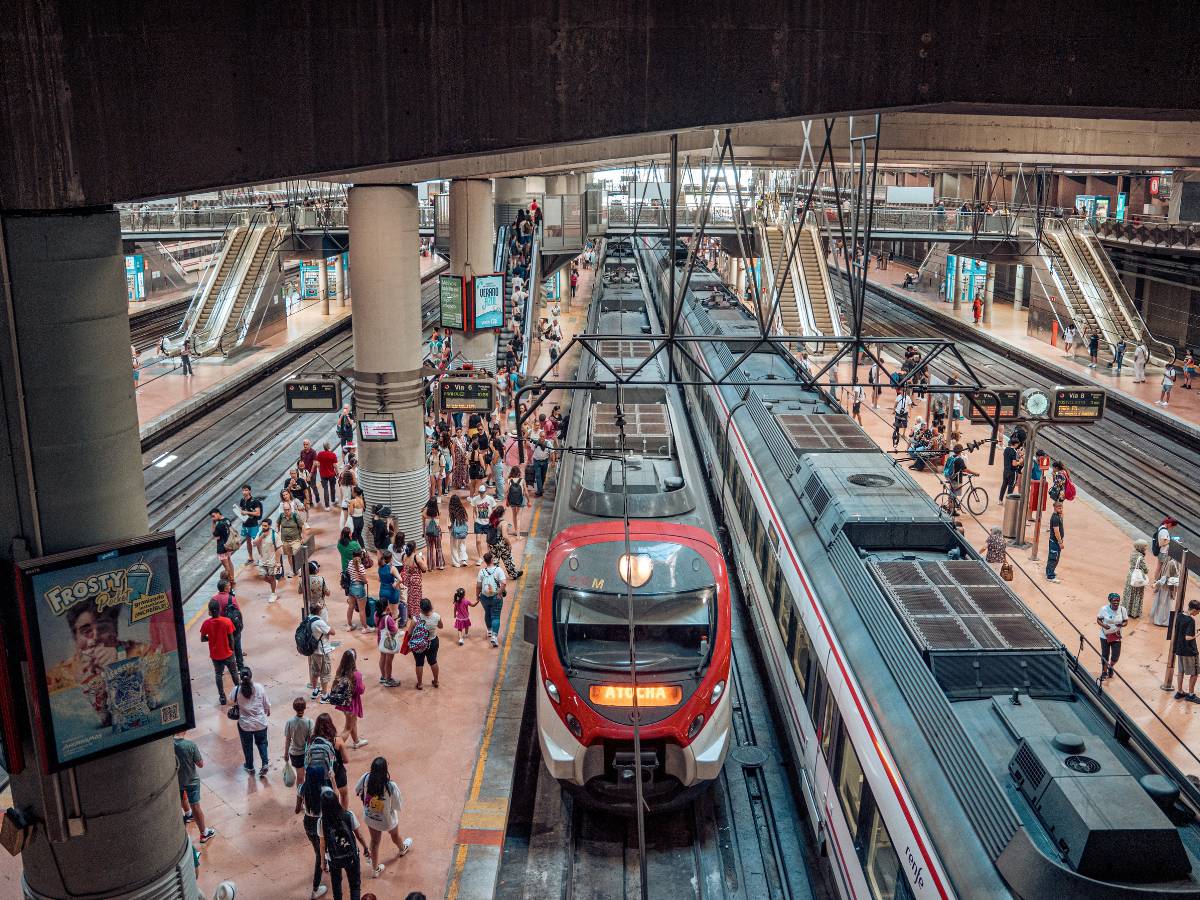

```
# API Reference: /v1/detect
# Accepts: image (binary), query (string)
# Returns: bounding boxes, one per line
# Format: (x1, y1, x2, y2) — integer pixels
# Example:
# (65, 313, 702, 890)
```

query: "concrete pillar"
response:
(318, 257, 330, 315)
(983, 263, 996, 324)
(1014, 263, 1026, 308)
(0, 210, 198, 898)
(348, 185, 429, 548)
(334, 254, 347, 307)
(494, 178, 527, 205)
(450, 179, 497, 371)
(950, 257, 962, 311)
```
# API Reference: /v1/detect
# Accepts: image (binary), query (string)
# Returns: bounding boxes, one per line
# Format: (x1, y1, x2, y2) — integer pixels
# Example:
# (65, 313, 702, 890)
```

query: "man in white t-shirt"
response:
(469, 486, 497, 564)
(306, 599, 335, 701)
(1096, 592, 1128, 682)
(477, 551, 508, 647)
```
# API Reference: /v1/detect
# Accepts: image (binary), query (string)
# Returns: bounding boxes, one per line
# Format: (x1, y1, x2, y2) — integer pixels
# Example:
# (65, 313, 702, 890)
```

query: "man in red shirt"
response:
(200, 599, 238, 705)
(315, 441, 339, 510)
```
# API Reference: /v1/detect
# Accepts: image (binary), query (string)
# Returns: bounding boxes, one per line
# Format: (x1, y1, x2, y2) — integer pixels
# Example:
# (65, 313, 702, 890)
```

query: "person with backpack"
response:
(422, 497, 445, 570)
(233, 667, 271, 777)
(236, 485, 263, 566)
(210, 508, 237, 586)
(506, 467, 527, 534)
(405, 598, 443, 689)
(299, 587, 335, 701)
(278, 501, 306, 579)
(320, 784, 376, 898)
(355, 757, 413, 874)
(298, 765, 331, 899)
(477, 553, 508, 648)
(316, 441, 340, 510)
(200, 598, 238, 704)
(375, 603, 401, 688)
(336, 405, 356, 452)
(331, 649, 367, 749)
(212, 579, 246, 670)
(447, 495, 470, 567)
(305, 713, 349, 808)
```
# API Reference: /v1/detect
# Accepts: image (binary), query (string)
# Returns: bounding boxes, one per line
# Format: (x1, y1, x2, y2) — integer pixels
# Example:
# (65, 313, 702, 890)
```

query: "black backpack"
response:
(224, 596, 244, 632)
(295, 615, 321, 656)
(507, 480, 523, 506)
(324, 810, 358, 865)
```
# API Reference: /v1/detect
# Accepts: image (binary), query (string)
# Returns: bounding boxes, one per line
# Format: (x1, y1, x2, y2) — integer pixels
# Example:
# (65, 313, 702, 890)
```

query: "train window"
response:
(767, 521, 780, 552)
(820, 687, 839, 759)
(776, 578, 792, 636)
(863, 808, 906, 900)
(791, 616, 811, 696)
(763, 553, 779, 605)
(837, 737, 866, 840)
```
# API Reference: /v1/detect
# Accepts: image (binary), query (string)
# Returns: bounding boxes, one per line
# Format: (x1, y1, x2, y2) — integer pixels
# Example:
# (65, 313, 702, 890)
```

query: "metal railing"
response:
(121, 201, 437, 233)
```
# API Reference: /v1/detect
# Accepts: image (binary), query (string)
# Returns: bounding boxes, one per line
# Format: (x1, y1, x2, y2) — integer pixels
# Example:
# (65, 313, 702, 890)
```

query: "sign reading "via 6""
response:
(472, 273, 505, 330)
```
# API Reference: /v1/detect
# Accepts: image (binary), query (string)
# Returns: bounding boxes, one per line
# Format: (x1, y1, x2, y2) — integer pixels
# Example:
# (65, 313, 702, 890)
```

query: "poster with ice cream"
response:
(17, 533, 194, 772)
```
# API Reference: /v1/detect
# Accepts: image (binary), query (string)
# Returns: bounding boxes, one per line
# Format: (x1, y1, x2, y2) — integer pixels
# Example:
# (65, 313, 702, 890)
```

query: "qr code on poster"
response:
(160, 704, 181, 725)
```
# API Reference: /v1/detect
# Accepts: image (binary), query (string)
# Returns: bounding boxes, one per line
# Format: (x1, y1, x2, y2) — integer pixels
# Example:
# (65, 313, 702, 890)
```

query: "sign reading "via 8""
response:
(473, 273, 505, 330)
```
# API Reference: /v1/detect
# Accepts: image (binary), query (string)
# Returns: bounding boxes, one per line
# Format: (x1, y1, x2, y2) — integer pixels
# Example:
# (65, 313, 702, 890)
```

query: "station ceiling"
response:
(3, 2, 1198, 209)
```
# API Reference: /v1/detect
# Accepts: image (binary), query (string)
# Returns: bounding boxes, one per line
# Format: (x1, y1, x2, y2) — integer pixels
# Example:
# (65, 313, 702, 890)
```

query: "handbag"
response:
(226, 702, 240, 721)
(326, 676, 352, 708)
(282, 760, 296, 788)
(378, 623, 400, 655)
(1130, 568, 1148, 588)
(398, 629, 412, 656)
(1000, 558, 1014, 582)
(1105, 630, 1121, 643)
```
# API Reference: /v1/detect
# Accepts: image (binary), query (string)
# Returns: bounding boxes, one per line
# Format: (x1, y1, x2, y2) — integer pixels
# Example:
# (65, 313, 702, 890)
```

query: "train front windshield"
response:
(554, 587, 715, 673)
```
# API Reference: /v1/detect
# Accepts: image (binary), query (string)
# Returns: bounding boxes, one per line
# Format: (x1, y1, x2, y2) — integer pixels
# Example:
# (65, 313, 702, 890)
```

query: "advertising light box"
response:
(439, 274, 464, 331)
(473, 274, 505, 330)
(17, 533, 194, 772)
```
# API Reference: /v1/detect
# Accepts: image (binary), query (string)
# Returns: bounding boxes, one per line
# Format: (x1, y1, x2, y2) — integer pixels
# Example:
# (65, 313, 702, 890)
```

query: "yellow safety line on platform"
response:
(447, 499, 543, 900)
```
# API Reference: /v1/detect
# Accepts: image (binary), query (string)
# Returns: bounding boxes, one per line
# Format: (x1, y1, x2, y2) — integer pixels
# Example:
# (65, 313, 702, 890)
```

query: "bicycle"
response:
(935, 471, 989, 517)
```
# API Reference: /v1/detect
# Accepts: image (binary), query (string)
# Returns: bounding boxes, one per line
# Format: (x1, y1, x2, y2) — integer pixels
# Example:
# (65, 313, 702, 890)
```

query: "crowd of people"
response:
(188, 198, 572, 898)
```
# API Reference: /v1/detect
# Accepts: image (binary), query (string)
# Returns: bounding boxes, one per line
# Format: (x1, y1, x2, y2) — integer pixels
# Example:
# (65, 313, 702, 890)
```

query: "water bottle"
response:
(699, 636, 709, 658)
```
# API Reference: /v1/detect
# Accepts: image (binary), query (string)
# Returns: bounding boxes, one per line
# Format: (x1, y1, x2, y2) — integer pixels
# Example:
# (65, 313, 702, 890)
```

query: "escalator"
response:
(760, 224, 804, 335)
(160, 223, 249, 354)
(190, 221, 277, 356)
(215, 225, 282, 353)
(796, 223, 840, 335)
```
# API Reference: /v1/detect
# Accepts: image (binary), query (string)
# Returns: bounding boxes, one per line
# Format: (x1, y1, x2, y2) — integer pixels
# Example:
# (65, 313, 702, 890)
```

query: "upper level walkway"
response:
(120, 203, 437, 241)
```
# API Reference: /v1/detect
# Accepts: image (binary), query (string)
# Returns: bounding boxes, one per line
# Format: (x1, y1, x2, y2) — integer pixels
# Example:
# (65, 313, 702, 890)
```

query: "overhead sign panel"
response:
(968, 386, 1021, 423)
(439, 274, 464, 331)
(16, 533, 194, 772)
(1051, 386, 1106, 423)
(473, 273, 505, 330)
(439, 377, 495, 414)
(285, 379, 340, 413)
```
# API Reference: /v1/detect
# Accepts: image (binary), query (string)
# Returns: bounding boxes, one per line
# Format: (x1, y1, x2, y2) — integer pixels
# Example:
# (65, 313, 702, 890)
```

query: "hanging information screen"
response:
(473, 274, 505, 330)
(439, 378, 495, 413)
(16, 533, 194, 773)
(285, 379, 341, 413)
(968, 387, 1021, 423)
(439, 275, 464, 330)
(1051, 386, 1106, 423)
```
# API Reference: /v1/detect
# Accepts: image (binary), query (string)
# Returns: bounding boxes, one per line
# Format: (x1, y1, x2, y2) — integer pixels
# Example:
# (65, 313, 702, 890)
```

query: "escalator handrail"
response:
(160, 212, 242, 353)
(192, 212, 266, 355)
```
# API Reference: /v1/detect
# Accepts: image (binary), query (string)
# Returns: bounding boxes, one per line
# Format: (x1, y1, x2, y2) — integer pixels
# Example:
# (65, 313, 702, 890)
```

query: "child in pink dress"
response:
(453, 587, 477, 645)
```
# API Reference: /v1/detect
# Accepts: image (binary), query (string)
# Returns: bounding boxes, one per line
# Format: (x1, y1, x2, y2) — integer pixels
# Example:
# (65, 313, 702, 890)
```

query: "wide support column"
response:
(450, 179, 497, 371)
(318, 257, 330, 315)
(348, 186, 429, 548)
(983, 262, 996, 324)
(0, 210, 198, 898)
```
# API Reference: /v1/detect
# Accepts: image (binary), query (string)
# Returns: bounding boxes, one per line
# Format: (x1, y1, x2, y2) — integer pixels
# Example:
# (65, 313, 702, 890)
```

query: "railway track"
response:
(145, 276, 441, 599)
(840, 283, 1200, 560)
(130, 297, 191, 351)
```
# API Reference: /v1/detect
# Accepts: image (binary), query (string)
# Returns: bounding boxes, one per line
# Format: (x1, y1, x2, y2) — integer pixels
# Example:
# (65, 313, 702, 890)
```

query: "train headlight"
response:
(687, 714, 706, 740)
(565, 714, 584, 739)
(544, 679, 561, 704)
(618, 553, 654, 588)
(710, 680, 726, 705)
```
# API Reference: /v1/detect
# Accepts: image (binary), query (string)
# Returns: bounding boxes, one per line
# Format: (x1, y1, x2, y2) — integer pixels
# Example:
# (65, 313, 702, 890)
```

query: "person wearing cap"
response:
(469, 485, 497, 565)
(1097, 592, 1128, 681)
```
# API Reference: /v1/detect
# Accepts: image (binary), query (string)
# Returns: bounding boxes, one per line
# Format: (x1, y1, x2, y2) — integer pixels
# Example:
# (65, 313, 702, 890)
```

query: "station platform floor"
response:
(858, 257, 1200, 433)
(149, 263, 587, 898)
(135, 253, 443, 434)
(828, 360, 1200, 779)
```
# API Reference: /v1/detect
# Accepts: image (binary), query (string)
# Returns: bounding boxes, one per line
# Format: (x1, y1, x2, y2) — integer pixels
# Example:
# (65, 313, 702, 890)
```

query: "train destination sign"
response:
(285, 379, 340, 413)
(967, 386, 1021, 423)
(438, 377, 495, 414)
(1051, 386, 1106, 423)
(439, 274, 465, 331)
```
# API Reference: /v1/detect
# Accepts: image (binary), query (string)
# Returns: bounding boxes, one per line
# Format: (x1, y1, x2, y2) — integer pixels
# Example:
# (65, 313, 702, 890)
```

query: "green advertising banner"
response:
(440, 274, 464, 330)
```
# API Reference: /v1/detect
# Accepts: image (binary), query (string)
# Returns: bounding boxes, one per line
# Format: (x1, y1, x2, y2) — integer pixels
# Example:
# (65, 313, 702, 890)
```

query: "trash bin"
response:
(1002, 493, 1022, 539)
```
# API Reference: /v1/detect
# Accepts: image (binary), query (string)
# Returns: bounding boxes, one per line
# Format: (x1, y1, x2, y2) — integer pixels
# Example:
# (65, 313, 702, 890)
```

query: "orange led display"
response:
(588, 684, 683, 707)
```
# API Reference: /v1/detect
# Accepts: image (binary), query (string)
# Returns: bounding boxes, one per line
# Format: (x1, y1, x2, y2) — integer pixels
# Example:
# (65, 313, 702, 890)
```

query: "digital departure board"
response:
(285, 379, 340, 413)
(1051, 386, 1106, 422)
(359, 419, 397, 442)
(439, 378, 495, 413)
(968, 387, 1021, 423)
